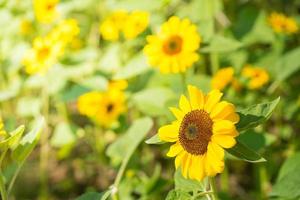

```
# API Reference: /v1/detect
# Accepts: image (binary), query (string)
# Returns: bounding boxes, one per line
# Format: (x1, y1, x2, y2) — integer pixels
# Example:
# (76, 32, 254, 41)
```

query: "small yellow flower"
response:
(144, 16, 201, 73)
(242, 65, 269, 89)
(20, 19, 33, 35)
(108, 80, 128, 91)
(268, 12, 298, 34)
(77, 90, 126, 127)
(99, 10, 128, 41)
(33, 0, 59, 24)
(23, 36, 62, 74)
(122, 11, 149, 39)
(159, 85, 239, 180)
(211, 67, 235, 91)
(49, 19, 80, 45)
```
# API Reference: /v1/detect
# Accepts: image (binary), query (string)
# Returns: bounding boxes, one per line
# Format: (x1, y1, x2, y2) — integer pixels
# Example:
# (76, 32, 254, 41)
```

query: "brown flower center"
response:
(163, 35, 183, 55)
(179, 110, 213, 155)
(37, 47, 50, 61)
(106, 103, 114, 113)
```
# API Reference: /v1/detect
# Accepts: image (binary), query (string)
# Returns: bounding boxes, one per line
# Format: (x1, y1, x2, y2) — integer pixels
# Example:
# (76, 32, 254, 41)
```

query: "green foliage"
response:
(237, 97, 280, 132)
(107, 117, 153, 165)
(271, 153, 300, 200)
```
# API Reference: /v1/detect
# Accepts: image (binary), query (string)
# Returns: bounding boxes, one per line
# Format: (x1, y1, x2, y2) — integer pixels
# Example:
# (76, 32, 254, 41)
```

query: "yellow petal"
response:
(187, 85, 205, 110)
(188, 155, 205, 181)
(208, 142, 225, 160)
(212, 134, 237, 148)
(181, 153, 192, 178)
(205, 146, 225, 175)
(226, 112, 240, 124)
(175, 151, 185, 169)
(158, 122, 179, 142)
(213, 120, 239, 137)
(169, 107, 184, 120)
(179, 95, 191, 113)
(204, 90, 223, 113)
(167, 142, 183, 157)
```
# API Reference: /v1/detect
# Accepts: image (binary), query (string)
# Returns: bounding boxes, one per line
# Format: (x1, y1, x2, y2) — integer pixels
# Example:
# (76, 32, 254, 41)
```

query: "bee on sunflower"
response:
(158, 85, 239, 181)
(144, 16, 201, 73)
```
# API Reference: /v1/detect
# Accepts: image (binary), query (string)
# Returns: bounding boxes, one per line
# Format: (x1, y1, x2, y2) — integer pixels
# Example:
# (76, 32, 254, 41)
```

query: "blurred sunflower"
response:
(268, 12, 298, 34)
(19, 19, 33, 35)
(242, 65, 269, 89)
(99, 10, 128, 41)
(108, 80, 128, 91)
(49, 19, 80, 45)
(144, 16, 201, 73)
(33, 0, 59, 24)
(211, 67, 235, 91)
(77, 89, 126, 127)
(122, 11, 149, 39)
(159, 85, 239, 180)
(22, 36, 62, 74)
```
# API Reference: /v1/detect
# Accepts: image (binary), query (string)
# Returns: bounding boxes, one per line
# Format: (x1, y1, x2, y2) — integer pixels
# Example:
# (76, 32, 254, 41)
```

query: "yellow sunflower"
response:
(242, 65, 269, 89)
(99, 10, 128, 41)
(268, 12, 298, 34)
(49, 19, 80, 45)
(159, 85, 239, 180)
(122, 11, 149, 39)
(211, 67, 235, 91)
(77, 90, 126, 127)
(22, 35, 62, 74)
(33, 0, 59, 24)
(144, 16, 201, 73)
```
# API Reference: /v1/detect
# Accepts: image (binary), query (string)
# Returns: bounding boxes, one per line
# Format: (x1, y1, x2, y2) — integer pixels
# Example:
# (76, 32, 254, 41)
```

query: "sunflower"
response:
(22, 35, 62, 74)
(242, 65, 269, 89)
(33, 0, 59, 24)
(268, 12, 298, 34)
(211, 67, 235, 91)
(158, 85, 239, 180)
(122, 11, 149, 39)
(144, 16, 201, 73)
(77, 89, 126, 127)
(99, 10, 128, 41)
(49, 19, 80, 45)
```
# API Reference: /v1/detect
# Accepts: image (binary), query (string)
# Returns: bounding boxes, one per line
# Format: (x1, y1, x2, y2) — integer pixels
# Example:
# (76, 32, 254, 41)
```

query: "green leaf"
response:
(76, 192, 103, 200)
(226, 140, 266, 163)
(270, 153, 300, 199)
(273, 47, 300, 83)
(16, 97, 42, 117)
(145, 134, 165, 144)
(78, 76, 108, 91)
(0, 125, 25, 151)
(166, 189, 191, 200)
(237, 97, 280, 132)
(113, 53, 150, 79)
(132, 87, 175, 117)
(201, 35, 243, 53)
(12, 117, 44, 164)
(50, 122, 76, 148)
(174, 169, 204, 192)
(106, 117, 153, 165)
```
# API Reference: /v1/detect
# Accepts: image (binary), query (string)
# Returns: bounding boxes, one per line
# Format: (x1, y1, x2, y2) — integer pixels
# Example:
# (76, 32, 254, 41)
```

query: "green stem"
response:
(111, 152, 132, 200)
(209, 177, 219, 200)
(7, 163, 23, 195)
(0, 173, 7, 200)
(39, 81, 50, 199)
(180, 72, 187, 92)
(209, 53, 219, 75)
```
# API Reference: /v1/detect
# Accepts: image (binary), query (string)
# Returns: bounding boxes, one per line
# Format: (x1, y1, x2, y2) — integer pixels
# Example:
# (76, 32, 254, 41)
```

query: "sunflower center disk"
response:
(179, 110, 213, 155)
(163, 35, 183, 55)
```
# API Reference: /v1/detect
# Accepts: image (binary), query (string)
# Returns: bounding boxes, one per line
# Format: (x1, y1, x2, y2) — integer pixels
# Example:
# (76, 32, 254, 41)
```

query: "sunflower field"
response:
(0, 0, 300, 199)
